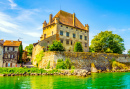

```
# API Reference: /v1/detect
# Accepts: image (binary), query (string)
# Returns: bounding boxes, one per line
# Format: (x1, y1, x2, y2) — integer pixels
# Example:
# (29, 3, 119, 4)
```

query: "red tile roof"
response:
(3, 40, 22, 46)
(46, 10, 88, 31)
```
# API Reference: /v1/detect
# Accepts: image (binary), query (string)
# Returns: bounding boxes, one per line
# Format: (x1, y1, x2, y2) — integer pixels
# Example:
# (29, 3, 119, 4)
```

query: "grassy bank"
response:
(0, 67, 60, 75)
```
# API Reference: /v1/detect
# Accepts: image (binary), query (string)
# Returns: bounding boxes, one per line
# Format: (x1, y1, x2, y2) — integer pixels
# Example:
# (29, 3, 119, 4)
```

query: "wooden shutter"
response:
(6, 63, 8, 67)
(13, 47, 14, 51)
(10, 63, 12, 67)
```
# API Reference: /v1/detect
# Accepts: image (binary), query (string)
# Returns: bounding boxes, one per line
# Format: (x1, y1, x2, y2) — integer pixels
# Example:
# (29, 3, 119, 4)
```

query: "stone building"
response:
(3, 40, 22, 67)
(32, 10, 89, 63)
(0, 39, 4, 67)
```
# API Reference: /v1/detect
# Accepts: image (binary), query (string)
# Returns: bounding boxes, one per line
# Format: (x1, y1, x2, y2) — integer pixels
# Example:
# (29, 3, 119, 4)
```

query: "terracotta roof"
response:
(3, 40, 22, 46)
(46, 10, 88, 30)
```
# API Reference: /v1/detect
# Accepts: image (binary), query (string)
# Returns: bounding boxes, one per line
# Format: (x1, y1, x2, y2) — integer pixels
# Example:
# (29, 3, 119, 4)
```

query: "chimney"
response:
(49, 14, 52, 25)
(73, 13, 75, 26)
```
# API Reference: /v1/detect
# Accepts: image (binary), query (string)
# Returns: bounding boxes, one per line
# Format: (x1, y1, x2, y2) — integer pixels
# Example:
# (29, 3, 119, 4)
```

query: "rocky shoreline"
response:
(0, 69, 130, 77)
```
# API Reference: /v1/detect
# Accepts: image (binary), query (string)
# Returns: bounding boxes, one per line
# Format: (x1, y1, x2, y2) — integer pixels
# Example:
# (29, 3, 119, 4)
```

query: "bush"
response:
(35, 51, 44, 67)
(46, 61, 50, 69)
(49, 40, 64, 51)
(74, 42, 83, 52)
(56, 58, 75, 69)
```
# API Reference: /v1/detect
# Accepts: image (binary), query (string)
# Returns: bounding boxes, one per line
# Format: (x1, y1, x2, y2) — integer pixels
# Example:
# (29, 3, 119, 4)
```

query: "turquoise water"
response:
(0, 72, 130, 89)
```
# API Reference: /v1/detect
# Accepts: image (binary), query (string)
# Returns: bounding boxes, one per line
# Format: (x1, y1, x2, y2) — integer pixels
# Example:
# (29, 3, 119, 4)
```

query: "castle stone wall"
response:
(38, 52, 130, 71)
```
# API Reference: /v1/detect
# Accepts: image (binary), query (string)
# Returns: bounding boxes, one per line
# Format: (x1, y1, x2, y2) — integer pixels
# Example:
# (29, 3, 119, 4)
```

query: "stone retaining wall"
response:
(37, 52, 130, 70)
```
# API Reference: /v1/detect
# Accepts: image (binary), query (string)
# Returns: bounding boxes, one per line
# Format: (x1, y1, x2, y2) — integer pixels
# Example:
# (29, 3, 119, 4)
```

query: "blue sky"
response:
(0, 0, 130, 53)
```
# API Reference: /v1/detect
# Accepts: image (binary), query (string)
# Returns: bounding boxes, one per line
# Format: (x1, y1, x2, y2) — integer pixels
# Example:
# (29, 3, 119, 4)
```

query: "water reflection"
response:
(0, 72, 129, 89)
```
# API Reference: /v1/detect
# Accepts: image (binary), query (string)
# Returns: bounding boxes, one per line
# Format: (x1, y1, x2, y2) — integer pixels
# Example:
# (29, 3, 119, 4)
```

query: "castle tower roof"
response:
(46, 10, 88, 31)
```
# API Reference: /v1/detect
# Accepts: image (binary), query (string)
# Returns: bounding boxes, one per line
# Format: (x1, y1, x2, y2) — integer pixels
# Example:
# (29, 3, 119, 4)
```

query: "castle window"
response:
(9, 47, 13, 51)
(60, 39, 63, 43)
(71, 28, 73, 30)
(47, 41, 49, 43)
(85, 31, 86, 33)
(66, 27, 68, 28)
(52, 31, 53, 35)
(76, 29, 78, 31)
(44, 34, 46, 39)
(81, 30, 82, 32)
(66, 40, 69, 44)
(73, 34, 76, 38)
(80, 35, 82, 39)
(60, 31, 63, 35)
(71, 41, 72, 45)
(85, 43, 87, 47)
(66, 32, 69, 37)
(61, 25, 62, 27)
(85, 36, 87, 40)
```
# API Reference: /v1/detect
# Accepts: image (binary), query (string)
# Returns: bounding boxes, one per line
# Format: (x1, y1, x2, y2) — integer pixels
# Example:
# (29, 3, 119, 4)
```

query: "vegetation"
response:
(74, 42, 83, 52)
(46, 61, 50, 69)
(19, 44, 23, 63)
(90, 31, 125, 54)
(25, 44, 33, 56)
(35, 51, 44, 67)
(56, 58, 75, 69)
(128, 49, 130, 56)
(0, 67, 60, 74)
(49, 40, 64, 51)
(109, 58, 128, 70)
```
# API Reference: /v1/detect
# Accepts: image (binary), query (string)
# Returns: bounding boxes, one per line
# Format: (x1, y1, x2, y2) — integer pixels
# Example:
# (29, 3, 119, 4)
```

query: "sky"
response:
(0, 0, 130, 54)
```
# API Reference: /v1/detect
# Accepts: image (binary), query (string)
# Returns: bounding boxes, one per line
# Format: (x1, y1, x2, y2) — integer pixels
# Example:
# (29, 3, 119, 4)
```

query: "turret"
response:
(43, 20, 47, 28)
(85, 24, 89, 31)
(55, 17, 59, 23)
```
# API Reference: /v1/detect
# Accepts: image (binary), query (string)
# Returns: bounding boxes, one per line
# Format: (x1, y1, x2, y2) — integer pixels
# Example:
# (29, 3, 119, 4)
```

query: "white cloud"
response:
(36, 26, 42, 30)
(23, 32, 41, 37)
(0, 27, 13, 33)
(22, 43, 29, 49)
(8, 0, 17, 9)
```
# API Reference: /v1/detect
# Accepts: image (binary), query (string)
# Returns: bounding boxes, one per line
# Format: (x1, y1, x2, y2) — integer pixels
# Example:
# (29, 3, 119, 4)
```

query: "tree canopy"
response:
(90, 31, 125, 54)
(49, 40, 64, 51)
(25, 44, 33, 56)
(74, 42, 83, 52)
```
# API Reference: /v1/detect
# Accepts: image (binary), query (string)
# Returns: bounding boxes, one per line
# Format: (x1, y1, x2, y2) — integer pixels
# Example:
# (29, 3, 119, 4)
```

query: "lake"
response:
(0, 72, 130, 89)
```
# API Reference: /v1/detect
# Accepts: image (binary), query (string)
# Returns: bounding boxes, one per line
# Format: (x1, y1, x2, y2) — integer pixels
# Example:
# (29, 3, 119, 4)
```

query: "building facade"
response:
(0, 39, 4, 67)
(32, 10, 89, 64)
(3, 40, 22, 67)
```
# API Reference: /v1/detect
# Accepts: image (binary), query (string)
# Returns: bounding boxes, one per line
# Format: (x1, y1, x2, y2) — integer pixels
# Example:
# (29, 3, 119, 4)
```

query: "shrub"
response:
(74, 42, 83, 52)
(49, 40, 64, 51)
(35, 51, 44, 67)
(46, 61, 50, 69)
(56, 58, 75, 69)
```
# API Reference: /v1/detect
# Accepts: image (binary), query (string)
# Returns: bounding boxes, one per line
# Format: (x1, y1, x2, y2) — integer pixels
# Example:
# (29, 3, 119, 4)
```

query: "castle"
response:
(33, 10, 89, 54)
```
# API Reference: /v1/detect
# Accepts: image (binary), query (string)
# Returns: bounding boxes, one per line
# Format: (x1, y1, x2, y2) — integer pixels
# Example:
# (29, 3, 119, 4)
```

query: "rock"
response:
(87, 72, 91, 75)
(91, 67, 98, 73)
(82, 73, 87, 77)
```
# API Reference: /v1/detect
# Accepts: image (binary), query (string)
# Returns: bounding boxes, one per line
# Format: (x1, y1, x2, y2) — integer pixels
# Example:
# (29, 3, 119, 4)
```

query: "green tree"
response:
(90, 31, 125, 54)
(19, 44, 23, 63)
(49, 40, 64, 51)
(74, 42, 83, 52)
(56, 59, 66, 69)
(25, 44, 33, 56)
(128, 49, 130, 56)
